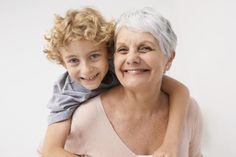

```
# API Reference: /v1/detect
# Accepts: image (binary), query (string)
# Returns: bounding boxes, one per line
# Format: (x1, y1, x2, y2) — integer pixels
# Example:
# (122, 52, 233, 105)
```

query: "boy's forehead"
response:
(59, 40, 107, 53)
(71, 39, 106, 46)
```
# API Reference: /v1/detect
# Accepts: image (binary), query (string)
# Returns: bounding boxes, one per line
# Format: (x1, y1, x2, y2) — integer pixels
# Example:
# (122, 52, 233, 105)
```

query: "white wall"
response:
(0, 0, 235, 156)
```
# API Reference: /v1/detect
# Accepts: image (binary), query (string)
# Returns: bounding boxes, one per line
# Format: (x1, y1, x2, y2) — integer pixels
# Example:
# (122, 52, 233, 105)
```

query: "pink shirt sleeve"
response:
(188, 98, 203, 157)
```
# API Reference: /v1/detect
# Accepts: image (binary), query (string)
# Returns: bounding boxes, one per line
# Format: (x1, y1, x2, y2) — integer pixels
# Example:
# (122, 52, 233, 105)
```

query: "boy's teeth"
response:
(87, 73, 98, 80)
(89, 76, 95, 80)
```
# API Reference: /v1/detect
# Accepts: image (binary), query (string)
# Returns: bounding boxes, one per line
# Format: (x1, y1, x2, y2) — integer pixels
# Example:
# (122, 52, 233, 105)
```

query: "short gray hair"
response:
(115, 7, 177, 57)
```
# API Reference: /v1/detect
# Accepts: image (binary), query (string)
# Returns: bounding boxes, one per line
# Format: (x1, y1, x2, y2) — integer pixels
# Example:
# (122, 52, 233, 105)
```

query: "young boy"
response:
(41, 7, 189, 157)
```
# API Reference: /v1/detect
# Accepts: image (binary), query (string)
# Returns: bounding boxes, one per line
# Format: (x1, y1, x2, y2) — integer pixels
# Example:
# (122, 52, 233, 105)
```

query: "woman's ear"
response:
(165, 51, 175, 71)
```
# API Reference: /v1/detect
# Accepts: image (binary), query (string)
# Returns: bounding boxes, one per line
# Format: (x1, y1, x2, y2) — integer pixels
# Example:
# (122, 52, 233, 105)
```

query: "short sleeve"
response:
(47, 72, 93, 125)
(189, 99, 204, 157)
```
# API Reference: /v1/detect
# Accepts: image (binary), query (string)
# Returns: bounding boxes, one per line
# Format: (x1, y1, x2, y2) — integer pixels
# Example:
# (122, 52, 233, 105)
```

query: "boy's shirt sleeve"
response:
(47, 70, 119, 125)
(47, 72, 93, 125)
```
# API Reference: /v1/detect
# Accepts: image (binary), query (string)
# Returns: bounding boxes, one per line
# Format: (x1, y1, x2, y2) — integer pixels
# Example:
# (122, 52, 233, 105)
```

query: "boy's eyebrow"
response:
(64, 48, 104, 59)
(65, 55, 77, 59)
(89, 48, 102, 53)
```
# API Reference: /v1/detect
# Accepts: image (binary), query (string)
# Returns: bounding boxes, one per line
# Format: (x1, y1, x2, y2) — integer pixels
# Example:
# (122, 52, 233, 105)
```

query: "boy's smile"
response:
(81, 73, 100, 81)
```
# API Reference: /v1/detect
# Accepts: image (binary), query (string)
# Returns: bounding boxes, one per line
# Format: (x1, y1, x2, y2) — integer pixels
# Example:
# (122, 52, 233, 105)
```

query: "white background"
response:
(0, 0, 235, 156)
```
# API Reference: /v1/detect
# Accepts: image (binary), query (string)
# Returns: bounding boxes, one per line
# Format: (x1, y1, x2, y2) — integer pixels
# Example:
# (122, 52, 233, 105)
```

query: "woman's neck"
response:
(107, 85, 166, 115)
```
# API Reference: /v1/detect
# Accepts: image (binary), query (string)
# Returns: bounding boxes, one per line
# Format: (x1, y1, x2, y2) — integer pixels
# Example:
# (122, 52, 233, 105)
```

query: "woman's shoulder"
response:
(187, 98, 202, 120)
(184, 98, 203, 157)
(100, 86, 122, 106)
(74, 95, 101, 113)
(71, 95, 102, 125)
(186, 97, 203, 140)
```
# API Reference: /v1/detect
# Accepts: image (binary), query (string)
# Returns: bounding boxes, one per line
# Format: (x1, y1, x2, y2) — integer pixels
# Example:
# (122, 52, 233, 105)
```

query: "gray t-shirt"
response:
(47, 69, 119, 125)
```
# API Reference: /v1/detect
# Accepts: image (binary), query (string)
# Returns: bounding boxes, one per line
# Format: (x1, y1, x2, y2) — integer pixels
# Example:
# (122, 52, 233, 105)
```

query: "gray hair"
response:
(115, 7, 177, 57)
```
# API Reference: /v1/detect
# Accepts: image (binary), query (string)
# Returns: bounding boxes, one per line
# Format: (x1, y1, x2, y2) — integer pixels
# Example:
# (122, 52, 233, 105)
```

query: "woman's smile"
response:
(122, 68, 150, 74)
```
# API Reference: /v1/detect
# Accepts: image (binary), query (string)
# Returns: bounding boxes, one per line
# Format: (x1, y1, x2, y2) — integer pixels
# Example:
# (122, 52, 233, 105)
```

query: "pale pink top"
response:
(64, 95, 203, 157)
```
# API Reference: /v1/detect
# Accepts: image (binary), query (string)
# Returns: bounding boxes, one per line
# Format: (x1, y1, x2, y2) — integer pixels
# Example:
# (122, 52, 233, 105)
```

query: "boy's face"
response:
(60, 39, 109, 90)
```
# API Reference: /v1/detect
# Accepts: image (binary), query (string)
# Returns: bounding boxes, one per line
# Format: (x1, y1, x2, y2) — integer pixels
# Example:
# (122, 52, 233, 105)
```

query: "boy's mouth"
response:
(81, 73, 100, 81)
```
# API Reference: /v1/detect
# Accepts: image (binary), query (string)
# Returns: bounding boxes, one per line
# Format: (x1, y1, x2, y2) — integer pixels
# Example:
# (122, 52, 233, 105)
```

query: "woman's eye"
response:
(116, 47, 128, 54)
(139, 46, 153, 53)
(90, 53, 100, 61)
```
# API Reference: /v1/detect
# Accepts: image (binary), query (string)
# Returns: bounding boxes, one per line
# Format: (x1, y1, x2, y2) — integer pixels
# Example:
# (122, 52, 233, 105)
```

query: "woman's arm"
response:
(154, 75, 190, 157)
(41, 119, 79, 157)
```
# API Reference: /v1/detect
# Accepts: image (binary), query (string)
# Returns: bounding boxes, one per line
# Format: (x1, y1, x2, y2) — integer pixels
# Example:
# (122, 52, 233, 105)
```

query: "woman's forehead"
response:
(116, 27, 158, 45)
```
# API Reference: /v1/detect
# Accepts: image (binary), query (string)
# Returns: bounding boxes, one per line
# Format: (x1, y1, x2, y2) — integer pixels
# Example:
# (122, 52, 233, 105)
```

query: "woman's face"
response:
(114, 27, 173, 90)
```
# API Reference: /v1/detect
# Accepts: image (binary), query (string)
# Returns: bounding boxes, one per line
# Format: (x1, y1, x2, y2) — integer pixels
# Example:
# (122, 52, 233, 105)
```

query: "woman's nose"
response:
(126, 51, 141, 64)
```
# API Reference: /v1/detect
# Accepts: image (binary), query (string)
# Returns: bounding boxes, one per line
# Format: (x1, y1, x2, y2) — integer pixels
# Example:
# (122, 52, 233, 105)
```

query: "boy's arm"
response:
(154, 75, 190, 157)
(41, 119, 79, 157)
(162, 75, 190, 145)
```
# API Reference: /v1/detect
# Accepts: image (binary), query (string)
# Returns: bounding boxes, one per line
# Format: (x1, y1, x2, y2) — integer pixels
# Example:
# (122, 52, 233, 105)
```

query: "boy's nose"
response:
(80, 62, 93, 75)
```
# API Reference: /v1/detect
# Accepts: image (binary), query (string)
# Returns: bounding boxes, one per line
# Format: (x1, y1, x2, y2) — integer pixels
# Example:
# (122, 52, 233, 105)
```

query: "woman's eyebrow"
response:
(115, 42, 126, 46)
(139, 40, 156, 45)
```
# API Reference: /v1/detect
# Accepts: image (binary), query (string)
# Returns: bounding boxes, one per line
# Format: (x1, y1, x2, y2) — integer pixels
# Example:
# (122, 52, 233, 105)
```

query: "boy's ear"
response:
(165, 51, 175, 71)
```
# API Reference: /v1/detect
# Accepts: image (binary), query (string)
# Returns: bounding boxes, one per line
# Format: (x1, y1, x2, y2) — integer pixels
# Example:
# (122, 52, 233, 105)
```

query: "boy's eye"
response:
(89, 53, 101, 61)
(116, 47, 128, 54)
(67, 58, 79, 65)
(139, 46, 153, 53)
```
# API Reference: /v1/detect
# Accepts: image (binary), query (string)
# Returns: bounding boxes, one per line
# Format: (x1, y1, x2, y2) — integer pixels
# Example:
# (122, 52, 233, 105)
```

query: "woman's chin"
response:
(121, 80, 149, 90)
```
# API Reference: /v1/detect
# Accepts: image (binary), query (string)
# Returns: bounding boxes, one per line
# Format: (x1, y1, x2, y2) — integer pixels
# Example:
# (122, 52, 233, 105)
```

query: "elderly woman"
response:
(64, 7, 203, 157)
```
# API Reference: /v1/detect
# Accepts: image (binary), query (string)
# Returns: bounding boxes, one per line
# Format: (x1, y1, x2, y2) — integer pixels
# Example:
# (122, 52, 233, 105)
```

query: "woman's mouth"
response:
(123, 69, 149, 74)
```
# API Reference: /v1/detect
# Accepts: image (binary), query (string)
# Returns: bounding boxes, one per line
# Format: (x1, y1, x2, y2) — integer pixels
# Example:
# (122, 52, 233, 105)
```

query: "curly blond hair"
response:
(43, 7, 115, 64)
